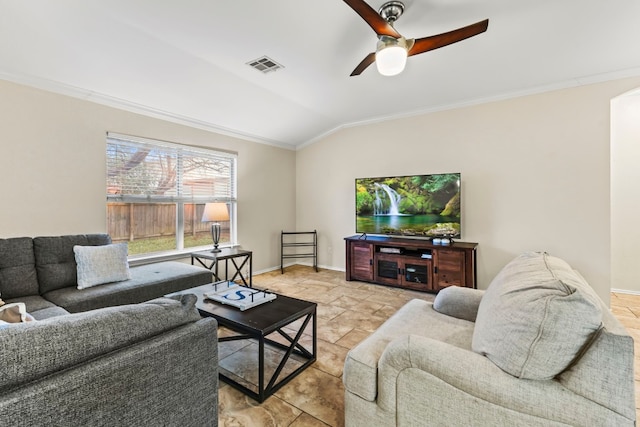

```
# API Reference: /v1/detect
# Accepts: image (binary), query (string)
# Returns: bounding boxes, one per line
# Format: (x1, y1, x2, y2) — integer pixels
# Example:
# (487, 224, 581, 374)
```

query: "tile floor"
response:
(609, 292, 640, 422)
(217, 266, 640, 426)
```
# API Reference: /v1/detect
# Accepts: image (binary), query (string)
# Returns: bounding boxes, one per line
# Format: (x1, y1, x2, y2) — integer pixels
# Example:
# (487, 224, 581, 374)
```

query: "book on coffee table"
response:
(203, 282, 276, 311)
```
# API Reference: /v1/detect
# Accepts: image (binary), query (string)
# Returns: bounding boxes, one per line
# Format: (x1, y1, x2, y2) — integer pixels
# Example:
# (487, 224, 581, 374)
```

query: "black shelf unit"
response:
(281, 230, 318, 274)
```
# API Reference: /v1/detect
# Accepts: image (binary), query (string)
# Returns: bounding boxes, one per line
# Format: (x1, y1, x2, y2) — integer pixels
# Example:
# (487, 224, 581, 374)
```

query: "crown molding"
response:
(0, 72, 297, 151)
(297, 67, 640, 151)
(3, 67, 640, 153)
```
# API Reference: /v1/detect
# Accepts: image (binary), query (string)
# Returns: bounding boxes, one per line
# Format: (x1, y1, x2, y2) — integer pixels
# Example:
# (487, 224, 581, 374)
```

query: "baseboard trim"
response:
(611, 288, 640, 296)
(261, 262, 345, 274)
(250, 262, 344, 276)
(289, 261, 345, 272)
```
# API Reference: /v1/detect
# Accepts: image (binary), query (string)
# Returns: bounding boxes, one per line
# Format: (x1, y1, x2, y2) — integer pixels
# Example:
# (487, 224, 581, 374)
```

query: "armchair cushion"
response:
(472, 252, 602, 380)
(433, 286, 484, 322)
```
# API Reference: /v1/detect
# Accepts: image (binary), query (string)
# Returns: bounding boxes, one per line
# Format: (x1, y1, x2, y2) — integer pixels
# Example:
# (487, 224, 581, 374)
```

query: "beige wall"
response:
(296, 76, 640, 304)
(611, 89, 640, 293)
(0, 79, 296, 272)
(5, 75, 640, 303)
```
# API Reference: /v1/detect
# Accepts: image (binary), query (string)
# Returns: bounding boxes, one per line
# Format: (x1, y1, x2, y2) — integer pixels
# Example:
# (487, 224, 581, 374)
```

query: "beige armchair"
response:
(343, 252, 635, 426)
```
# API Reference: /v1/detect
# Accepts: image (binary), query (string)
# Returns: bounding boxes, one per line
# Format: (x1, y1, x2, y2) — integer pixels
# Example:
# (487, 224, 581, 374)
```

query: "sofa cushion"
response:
(0, 237, 39, 299)
(28, 305, 71, 320)
(3, 295, 70, 320)
(3, 294, 64, 315)
(0, 294, 202, 391)
(74, 243, 131, 289)
(472, 252, 603, 380)
(34, 234, 111, 294)
(43, 261, 213, 313)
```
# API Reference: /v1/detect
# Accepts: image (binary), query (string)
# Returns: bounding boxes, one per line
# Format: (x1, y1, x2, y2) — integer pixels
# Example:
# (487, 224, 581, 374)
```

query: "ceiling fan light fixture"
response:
(375, 36, 408, 76)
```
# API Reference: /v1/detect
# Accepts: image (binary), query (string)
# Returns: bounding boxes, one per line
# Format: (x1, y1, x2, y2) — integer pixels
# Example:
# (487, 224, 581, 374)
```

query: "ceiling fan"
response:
(343, 0, 489, 76)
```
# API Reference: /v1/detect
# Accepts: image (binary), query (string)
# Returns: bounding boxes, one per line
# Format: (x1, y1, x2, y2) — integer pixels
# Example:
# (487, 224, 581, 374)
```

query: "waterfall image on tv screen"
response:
(355, 173, 461, 238)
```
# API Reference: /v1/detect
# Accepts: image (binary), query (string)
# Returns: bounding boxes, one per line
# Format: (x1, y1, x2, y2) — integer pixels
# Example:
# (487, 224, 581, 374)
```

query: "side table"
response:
(191, 247, 253, 287)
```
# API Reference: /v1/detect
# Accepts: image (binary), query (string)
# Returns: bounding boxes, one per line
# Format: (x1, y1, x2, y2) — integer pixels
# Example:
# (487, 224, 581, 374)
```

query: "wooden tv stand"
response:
(345, 235, 477, 292)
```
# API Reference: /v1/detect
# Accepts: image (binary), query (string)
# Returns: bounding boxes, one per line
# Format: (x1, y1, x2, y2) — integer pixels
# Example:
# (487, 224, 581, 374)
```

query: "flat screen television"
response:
(355, 173, 461, 238)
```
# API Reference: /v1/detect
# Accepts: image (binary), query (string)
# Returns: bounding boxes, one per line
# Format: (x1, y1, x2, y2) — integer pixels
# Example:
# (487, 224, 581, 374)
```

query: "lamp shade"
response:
(202, 202, 229, 222)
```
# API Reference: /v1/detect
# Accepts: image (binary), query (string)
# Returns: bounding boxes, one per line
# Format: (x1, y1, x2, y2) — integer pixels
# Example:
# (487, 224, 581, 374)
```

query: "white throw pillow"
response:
(472, 252, 602, 380)
(74, 243, 131, 289)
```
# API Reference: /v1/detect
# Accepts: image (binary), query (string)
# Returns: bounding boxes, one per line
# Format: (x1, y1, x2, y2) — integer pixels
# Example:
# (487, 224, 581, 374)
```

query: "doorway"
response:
(611, 88, 640, 293)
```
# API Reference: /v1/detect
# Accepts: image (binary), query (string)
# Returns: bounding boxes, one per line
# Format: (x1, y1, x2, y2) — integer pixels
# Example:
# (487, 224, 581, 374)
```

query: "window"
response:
(106, 133, 237, 256)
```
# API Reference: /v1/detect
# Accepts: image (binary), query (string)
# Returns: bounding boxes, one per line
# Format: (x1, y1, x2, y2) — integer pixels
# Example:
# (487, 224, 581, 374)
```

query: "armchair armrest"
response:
(432, 286, 484, 321)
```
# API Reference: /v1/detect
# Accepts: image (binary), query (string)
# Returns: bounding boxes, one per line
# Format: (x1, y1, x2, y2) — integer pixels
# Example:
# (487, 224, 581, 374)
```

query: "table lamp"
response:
(202, 203, 229, 253)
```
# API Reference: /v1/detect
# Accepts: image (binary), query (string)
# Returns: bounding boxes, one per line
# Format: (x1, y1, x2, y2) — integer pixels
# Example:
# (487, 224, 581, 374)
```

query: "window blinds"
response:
(106, 133, 237, 203)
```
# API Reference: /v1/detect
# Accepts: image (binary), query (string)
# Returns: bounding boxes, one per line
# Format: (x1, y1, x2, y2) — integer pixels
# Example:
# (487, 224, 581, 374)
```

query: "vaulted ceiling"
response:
(1, 0, 639, 149)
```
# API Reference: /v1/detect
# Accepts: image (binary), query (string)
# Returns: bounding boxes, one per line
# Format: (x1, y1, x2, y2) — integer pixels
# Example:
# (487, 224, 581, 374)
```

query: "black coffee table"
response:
(169, 282, 317, 402)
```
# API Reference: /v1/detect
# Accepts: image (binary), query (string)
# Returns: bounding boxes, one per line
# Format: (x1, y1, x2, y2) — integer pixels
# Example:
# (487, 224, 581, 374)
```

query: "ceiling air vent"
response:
(247, 56, 284, 74)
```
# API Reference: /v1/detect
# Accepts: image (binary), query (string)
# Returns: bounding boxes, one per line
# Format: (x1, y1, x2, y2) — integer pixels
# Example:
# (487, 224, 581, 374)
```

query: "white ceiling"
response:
(1, 0, 639, 149)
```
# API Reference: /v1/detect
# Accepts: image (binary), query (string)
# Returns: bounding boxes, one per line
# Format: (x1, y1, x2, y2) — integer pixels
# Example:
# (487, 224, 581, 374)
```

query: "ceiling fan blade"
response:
(350, 52, 376, 76)
(343, 0, 402, 38)
(408, 19, 489, 57)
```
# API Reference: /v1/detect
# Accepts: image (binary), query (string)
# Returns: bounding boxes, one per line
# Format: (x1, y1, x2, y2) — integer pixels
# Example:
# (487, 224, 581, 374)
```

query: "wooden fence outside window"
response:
(107, 203, 218, 242)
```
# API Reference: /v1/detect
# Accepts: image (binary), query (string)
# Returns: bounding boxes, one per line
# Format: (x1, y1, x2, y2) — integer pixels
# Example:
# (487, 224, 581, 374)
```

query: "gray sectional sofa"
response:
(343, 252, 635, 426)
(0, 234, 213, 317)
(0, 234, 219, 426)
